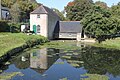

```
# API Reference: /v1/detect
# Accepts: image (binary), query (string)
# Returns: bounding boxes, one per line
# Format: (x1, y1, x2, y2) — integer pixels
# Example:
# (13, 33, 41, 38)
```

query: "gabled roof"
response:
(59, 21, 83, 33)
(31, 5, 59, 17)
(31, 5, 47, 14)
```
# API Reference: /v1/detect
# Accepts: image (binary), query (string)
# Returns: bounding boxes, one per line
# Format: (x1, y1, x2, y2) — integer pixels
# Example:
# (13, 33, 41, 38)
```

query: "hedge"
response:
(0, 20, 10, 32)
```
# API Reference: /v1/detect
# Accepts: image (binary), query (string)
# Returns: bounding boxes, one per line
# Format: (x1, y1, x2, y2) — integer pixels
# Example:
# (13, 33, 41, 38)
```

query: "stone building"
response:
(30, 5, 60, 39)
(30, 5, 83, 41)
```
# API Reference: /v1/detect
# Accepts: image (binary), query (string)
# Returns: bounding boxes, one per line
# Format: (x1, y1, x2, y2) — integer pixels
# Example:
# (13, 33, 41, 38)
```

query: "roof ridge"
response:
(41, 5, 48, 13)
(30, 5, 47, 14)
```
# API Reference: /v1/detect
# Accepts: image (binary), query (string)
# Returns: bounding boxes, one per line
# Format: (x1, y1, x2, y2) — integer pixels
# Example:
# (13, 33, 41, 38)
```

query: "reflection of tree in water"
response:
(10, 53, 30, 69)
(81, 46, 120, 77)
(61, 50, 83, 68)
(9, 48, 59, 74)
(0, 65, 8, 74)
(65, 56, 83, 68)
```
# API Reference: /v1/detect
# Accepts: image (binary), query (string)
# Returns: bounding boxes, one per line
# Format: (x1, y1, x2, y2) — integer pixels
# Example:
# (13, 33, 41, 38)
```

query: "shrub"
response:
(8, 23, 21, 33)
(0, 20, 10, 32)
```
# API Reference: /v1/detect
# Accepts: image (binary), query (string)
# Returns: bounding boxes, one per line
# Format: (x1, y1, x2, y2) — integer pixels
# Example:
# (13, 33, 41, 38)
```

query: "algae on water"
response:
(0, 72, 24, 80)
(81, 74, 109, 80)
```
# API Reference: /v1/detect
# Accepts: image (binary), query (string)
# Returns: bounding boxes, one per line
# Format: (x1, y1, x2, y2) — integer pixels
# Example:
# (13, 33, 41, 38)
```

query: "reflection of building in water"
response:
(30, 48, 48, 69)
(30, 48, 59, 71)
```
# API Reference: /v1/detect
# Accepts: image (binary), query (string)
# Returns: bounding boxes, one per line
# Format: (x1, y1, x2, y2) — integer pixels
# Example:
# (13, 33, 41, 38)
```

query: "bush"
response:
(25, 37, 48, 48)
(0, 20, 10, 32)
(8, 23, 21, 33)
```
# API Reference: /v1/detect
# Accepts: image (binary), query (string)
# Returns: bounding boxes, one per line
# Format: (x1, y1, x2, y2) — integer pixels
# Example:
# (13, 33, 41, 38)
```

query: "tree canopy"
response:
(65, 0, 93, 21)
(95, 1, 108, 9)
(52, 8, 66, 21)
(81, 4, 120, 42)
(2, 0, 38, 23)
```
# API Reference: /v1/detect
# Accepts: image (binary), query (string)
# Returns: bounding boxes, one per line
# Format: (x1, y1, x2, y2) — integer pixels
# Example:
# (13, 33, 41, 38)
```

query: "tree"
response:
(65, 0, 93, 21)
(10, 3, 21, 23)
(2, 0, 38, 23)
(18, 1, 38, 22)
(81, 6, 120, 42)
(95, 1, 108, 9)
(2, 0, 15, 8)
(110, 2, 120, 18)
(52, 8, 66, 21)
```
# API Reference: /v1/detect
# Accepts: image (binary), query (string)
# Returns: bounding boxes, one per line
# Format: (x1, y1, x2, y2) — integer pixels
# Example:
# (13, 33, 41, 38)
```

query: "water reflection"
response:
(30, 49, 48, 69)
(81, 47, 120, 77)
(0, 45, 120, 80)
(30, 48, 59, 74)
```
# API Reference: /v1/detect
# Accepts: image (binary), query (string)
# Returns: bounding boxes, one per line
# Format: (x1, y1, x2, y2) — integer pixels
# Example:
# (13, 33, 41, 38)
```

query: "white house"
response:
(30, 5, 83, 41)
(30, 5, 60, 39)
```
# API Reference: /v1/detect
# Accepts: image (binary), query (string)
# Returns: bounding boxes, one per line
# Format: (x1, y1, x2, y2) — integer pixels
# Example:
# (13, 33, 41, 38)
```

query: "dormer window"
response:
(37, 14, 40, 18)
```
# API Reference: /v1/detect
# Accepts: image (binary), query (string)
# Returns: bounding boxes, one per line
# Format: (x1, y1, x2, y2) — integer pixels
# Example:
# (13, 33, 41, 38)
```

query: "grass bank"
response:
(0, 33, 48, 57)
(90, 38, 120, 50)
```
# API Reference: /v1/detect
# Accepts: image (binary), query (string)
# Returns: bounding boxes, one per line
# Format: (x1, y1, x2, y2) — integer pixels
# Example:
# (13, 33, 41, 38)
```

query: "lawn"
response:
(0, 33, 47, 57)
(91, 38, 120, 50)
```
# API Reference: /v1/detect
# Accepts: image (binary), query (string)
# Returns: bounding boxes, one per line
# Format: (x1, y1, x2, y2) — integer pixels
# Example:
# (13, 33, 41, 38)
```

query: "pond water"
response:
(0, 42, 120, 80)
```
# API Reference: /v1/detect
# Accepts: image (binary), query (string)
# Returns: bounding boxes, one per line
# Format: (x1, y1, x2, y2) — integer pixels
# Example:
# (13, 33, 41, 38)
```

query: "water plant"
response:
(0, 72, 24, 80)
(81, 74, 109, 80)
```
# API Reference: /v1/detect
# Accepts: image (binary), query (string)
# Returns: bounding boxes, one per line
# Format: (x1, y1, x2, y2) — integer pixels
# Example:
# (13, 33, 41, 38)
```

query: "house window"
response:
(37, 14, 40, 18)
(69, 34, 72, 36)
(37, 25, 40, 33)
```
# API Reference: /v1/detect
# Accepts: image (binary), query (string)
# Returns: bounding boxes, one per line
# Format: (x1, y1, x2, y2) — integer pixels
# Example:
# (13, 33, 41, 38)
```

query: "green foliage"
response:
(2, 0, 38, 23)
(81, 74, 109, 80)
(81, 5, 120, 42)
(0, 72, 24, 80)
(81, 46, 120, 76)
(52, 8, 66, 21)
(0, 21, 24, 33)
(2, 0, 15, 8)
(0, 33, 48, 57)
(0, 20, 10, 32)
(65, 0, 93, 21)
(91, 38, 120, 50)
(8, 23, 21, 33)
(95, 1, 108, 9)
(10, 3, 21, 23)
(18, 1, 38, 22)
(110, 3, 120, 18)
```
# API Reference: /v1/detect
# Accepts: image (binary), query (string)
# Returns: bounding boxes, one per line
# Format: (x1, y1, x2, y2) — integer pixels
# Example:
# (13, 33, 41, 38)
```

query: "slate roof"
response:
(31, 5, 59, 18)
(59, 21, 82, 33)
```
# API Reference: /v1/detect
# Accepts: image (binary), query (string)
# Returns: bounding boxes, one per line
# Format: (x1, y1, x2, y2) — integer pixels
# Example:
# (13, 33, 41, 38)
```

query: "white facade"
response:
(30, 14, 48, 37)
(30, 48, 48, 69)
(30, 5, 60, 39)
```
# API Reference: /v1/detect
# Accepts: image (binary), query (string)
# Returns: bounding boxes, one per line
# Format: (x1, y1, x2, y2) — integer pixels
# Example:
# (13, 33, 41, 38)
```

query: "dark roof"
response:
(59, 21, 82, 33)
(31, 5, 47, 14)
(31, 5, 59, 18)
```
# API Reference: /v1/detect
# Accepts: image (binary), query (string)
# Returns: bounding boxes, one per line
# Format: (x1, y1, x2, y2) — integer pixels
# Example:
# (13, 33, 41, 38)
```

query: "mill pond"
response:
(0, 42, 120, 80)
